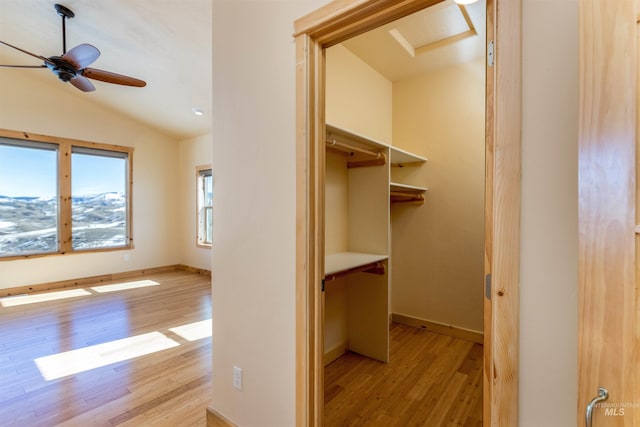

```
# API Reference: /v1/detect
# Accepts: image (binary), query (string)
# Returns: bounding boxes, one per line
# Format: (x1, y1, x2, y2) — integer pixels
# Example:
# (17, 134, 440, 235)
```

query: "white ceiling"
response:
(0, 0, 212, 140)
(342, 0, 486, 82)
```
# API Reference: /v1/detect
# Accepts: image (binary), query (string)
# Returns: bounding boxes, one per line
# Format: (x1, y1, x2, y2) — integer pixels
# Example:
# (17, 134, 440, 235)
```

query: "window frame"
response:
(0, 128, 134, 260)
(195, 165, 212, 248)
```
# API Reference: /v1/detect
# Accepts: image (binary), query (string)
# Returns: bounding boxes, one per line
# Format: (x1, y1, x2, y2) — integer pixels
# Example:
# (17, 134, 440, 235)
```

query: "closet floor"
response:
(325, 323, 483, 427)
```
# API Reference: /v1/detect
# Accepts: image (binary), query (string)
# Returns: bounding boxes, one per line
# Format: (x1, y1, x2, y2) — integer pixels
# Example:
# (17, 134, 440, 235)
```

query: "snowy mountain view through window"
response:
(0, 139, 130, 257)
(0, 142, 59, 256)
(71, 150, 128, 250)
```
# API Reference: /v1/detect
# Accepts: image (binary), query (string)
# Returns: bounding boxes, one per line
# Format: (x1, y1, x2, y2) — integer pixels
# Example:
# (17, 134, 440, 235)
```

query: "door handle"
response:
(585, 386, 608, 427)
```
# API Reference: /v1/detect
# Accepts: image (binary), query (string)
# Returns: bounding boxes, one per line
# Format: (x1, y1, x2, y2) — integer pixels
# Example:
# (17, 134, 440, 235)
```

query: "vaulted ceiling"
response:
(0, 0, 212, 140)
(0, 1, 483, 140)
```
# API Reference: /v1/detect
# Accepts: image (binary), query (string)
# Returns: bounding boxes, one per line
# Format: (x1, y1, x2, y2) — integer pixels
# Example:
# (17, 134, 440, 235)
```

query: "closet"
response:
(323, 124, 427, 363)
(316, 2, 487, 426)
(322, 0, 485, 368)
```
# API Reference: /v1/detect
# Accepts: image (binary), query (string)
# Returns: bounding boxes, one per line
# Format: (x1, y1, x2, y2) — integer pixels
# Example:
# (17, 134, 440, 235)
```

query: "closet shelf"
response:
(390, 147, 428, 167)
(326, 123, 426, 169)
(325, 252, 388, 281)
(326, 124, 387, 168)
(326, 124, 389, 150)
(390, 182, 427, 205)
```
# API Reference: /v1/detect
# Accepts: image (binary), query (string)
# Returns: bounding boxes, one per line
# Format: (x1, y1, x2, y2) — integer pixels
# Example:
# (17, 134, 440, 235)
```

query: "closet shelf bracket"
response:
(324, 261, 385, 282)
(391, 161, 425, 168)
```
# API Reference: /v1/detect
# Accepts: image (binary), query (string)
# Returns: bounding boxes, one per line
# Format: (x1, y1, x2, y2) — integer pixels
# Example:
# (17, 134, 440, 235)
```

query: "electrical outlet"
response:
(233, 366, 242, 390)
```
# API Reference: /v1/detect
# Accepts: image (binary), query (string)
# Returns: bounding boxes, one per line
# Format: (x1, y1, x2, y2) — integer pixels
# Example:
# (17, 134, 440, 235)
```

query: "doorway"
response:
(294, 0, 521, 425)
(322, 3, 486, 423)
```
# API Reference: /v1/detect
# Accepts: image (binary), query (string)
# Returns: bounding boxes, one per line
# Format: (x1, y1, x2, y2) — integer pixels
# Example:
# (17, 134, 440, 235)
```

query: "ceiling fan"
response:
(0, 3, 146, 92)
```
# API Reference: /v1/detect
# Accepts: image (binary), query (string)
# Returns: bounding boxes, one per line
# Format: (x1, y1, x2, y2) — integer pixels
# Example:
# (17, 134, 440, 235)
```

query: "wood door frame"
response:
(294, 0, 522, 425)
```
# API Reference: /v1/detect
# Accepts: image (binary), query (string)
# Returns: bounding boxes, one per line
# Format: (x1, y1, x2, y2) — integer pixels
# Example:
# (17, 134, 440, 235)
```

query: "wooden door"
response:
(578, 1, 640, 426)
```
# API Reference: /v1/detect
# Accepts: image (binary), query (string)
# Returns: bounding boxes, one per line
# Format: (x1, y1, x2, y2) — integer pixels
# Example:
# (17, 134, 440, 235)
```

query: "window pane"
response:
(197, 169, 212, 246)
(204, 175, 213, 206)
(71, 150, 128, 250)
(205, 207, 213, 244)
(0, 142, 58, 256)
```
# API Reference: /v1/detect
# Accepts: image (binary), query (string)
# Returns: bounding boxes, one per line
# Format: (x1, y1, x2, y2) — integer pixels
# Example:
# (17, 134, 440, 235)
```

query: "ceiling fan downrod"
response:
(54, 4, 75, 54)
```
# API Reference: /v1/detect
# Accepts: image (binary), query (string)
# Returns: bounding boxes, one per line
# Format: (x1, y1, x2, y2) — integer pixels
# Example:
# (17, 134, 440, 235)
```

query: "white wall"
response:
(211, 1, 328, 426)
(178, 133, 213, 270)
(211, 0, 579, 426)
(391, 60, 485, 333)
(0, 72, 181, 289)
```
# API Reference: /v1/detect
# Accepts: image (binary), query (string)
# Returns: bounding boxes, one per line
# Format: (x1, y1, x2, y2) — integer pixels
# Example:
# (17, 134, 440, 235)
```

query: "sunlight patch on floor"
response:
(1, 280, 161, 308)
(0, 288, 91, 307)
(169, 319, 212, 341)
(35, 331, 180, 381)
(91, 279, 160, 293)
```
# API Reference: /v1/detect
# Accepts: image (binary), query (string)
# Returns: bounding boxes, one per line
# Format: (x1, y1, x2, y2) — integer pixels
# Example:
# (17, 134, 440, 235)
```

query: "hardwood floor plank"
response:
(0, 271, 212, 426)
(325, 323, 483, 426)
(109, 375, 210, 426)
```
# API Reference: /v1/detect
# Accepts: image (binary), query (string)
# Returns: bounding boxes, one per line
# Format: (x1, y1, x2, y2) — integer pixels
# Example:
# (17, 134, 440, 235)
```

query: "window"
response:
(71, 147, 129, 250)
(0, 131, 133, 259)
(0, 140, 59, 256)
(196, 166, 212, 247)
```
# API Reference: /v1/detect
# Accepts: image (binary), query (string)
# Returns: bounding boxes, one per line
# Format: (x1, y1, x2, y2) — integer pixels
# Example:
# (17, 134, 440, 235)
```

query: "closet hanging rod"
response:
(390, 191, 424, 198)
(326, 137, 382, 159)
(324, 261, 385, 282)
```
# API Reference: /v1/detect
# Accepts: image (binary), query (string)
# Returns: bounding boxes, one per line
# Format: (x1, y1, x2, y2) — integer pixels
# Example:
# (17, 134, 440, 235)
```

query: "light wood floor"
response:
(325, 323, 483, 427)
(0, 271, 212, 427)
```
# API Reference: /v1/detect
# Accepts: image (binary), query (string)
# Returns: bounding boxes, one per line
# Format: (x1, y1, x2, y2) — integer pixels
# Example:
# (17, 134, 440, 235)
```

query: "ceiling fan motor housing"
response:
(46, 56, 77, 82)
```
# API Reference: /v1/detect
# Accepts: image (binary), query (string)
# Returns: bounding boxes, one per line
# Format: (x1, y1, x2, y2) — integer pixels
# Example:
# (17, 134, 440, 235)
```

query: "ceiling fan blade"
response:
(61, 44, 101, 69)
(0, 64, 47, 68)
(70, 75, 96, 92)
(82, 68, 146, 87)
(0, 40, 52, 65)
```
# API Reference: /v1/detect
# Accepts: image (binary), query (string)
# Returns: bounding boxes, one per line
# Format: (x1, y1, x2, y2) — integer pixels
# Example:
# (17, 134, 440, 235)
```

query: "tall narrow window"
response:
(71, 147, 129, 250)
(196, 166, 213, 247)
(0, 139, 59, 256)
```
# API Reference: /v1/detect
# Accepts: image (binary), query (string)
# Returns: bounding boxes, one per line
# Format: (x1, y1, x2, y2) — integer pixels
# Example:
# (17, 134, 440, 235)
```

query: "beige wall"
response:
(326, 44, 393, 144)
(520, 0, 577, 425)
(324, 151, 349, 355)
(211, 1, 328, 425)
(178, 133, 213, 270)
(0, 72, 180, 289)
(391, 60, 485, 333)
(324, 45, 393, 353)
(211, 0, 578, 426)
(325, 152, 349, 254)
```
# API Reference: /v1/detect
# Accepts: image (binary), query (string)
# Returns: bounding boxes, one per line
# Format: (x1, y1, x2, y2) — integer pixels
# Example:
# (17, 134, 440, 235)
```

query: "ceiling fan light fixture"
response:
(192, 108, 204, 116)
(453, 0, 479, 4)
